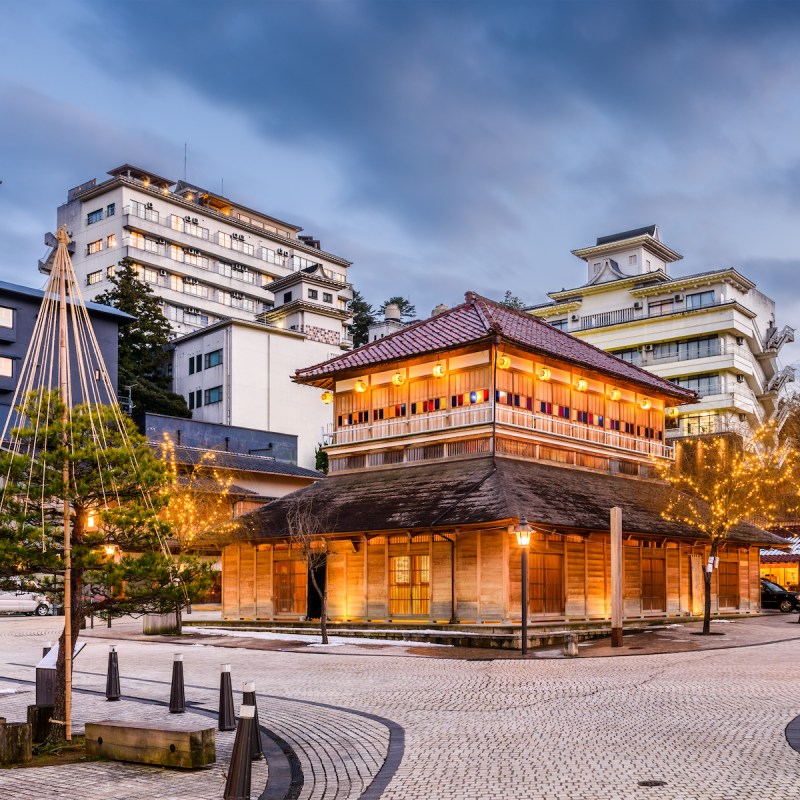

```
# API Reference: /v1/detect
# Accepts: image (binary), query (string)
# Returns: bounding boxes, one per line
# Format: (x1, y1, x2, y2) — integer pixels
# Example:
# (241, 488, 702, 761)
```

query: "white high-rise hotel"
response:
(46, 164, 353, 343)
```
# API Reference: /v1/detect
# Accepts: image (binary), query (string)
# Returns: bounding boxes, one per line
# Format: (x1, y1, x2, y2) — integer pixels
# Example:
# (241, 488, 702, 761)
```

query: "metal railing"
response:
(580, 307, 636, 330)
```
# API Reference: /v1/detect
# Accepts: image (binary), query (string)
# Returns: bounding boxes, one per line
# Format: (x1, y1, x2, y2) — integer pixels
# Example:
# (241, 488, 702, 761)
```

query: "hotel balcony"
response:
(323, 404, 673, 461)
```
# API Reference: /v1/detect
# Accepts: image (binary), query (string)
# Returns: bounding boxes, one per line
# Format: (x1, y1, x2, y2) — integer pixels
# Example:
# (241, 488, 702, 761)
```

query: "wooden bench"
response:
(85, 720, 215, 769)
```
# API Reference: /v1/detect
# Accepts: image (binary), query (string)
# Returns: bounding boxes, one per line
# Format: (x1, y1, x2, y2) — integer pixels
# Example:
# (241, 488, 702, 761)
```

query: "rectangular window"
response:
(529, 552, 564, 616)
(204, 385, 223, 404)
(308, 289, 318, 300)
(195, 389, 203, 408)
(106, 203, 116, 217)
(641, 553, 666, 612)
(549, 319, 568, 331)
(86, 270, 102, 285)
(628, 254, 637, 265)
(87, 208, 103, 224)
(389, 555, 430, 616)
(189, 357, 195, 375)
(107, 265, 115, 279)
(204, 349, 222, 368)
(188, 392, 195, 410)
(0, 356, 13, 378)
(106, 234, 117, 248)
(648, 298, 675, 317)
(671, 372, 721, 397)
(284, 292, 293, 303)
(611, 347, 641, 366)
(273, 560, 307, 614)
(686, 290, 715, 310)
(323, 292, 333, 303)
(0, 306, 14, 328)
(718, 561, 739, 609)
(195, 354, 203, 373)
(87, 239, 103, 255)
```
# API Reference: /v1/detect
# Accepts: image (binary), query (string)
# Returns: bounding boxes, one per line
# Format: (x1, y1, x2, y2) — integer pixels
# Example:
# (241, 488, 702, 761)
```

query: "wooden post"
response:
(610, 507, 623, 647)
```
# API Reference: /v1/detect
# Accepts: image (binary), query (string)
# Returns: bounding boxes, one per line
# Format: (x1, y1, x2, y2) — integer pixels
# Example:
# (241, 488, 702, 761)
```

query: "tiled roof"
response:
(295, 292, 696, 401)
(149, 443, 324, 480)
(761, 536, 799, 561)
(596, 225, 658, 246)
(233, 455, 783, 546)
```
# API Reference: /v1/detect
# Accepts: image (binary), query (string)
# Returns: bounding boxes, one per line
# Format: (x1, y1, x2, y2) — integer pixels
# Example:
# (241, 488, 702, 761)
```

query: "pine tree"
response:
(499, 290, 526, 310)
(95, 260, 190, 418)
(348, 289, 376, 347)
(380, 296, 416, 320)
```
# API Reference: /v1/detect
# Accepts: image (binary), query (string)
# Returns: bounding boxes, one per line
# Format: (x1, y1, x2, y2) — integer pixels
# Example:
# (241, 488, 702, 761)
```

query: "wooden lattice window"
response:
(389, 555, 430, 616)
(273, 560, 307, 614)
(641, 553, 666, 612)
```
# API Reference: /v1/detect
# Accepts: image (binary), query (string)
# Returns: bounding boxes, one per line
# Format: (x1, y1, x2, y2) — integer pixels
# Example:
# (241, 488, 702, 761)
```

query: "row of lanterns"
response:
(321, 354, 664, 413)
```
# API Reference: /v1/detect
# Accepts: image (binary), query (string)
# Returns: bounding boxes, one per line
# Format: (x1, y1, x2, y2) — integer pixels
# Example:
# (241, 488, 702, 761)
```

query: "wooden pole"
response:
(610, 506, 623, 648)
(56, 228, 72, 740)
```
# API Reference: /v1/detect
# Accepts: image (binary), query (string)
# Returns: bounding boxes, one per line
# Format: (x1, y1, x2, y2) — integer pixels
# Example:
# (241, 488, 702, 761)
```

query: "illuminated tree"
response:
(656, 424, 798, 634)
(0, 390, 211, 742)
(159, 435, 239, 550)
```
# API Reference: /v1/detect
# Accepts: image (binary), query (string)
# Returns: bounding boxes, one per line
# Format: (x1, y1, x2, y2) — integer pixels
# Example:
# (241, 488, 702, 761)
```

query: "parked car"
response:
(0, 590, 52, 616)
(760, 578, 800, 613)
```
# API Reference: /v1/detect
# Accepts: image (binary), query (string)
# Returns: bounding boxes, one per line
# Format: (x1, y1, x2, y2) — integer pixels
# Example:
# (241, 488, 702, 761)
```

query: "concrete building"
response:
(528, 226, 795, 438)
(170, 319, 343, 469)
(43, 164, 353, 341)
(0, 280, 131, 432)
(221, 293, 782, 624)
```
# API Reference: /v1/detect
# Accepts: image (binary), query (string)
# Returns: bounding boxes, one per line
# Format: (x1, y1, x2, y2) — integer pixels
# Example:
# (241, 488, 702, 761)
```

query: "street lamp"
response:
(514, 516, 533, 656)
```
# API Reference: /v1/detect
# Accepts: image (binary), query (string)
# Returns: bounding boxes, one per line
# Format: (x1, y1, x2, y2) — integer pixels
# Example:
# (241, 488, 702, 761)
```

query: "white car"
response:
(0, 591, 52, 616)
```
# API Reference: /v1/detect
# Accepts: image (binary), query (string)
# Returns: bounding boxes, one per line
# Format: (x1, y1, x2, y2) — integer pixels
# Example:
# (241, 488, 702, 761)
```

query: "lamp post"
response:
(514, 517, 533, 656)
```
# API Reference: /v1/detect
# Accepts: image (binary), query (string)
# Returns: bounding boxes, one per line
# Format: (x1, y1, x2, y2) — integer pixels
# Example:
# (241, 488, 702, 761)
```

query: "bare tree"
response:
(286, 498, 330, 644)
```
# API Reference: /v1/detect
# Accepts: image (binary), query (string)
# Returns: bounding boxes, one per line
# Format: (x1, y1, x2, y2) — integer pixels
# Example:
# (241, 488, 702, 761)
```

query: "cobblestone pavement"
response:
(0, 616, 799, 799)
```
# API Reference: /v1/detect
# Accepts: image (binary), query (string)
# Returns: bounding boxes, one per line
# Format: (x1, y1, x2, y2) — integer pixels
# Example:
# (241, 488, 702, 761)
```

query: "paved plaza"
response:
(0, 615, 799, 799)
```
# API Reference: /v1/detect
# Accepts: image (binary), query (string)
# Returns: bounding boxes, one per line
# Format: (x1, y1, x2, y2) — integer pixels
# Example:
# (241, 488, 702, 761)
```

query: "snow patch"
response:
(188, 626, 452, 648)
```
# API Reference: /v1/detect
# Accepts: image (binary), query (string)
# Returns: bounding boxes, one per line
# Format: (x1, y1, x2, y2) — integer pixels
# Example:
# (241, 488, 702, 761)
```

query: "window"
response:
(195, 354, 203, 373)
(189, 357, 195, 375)
(0, 306, 14, 328)
(648, 298, 674, 317)
(389, 555, 430, 616)
(87, 270, 102, 285)
(188, 392, 194, 410)
(628, 254, 637, 265)
(686, 290, 715, 310)
(611, 347, 641, 366)
(529, 552, 564, 616)
(195, 389, 202, 408)
(204, 349, 222, 368)
(106, 203, 116, 217)
(671, 372, 721, 397)
(87, 239, 103, 255)
(549, 319, 568, 331)
(323, 292, 333, 303)
(641, 552, 666, 612)
(308, 289, 318, 300)
(273, 560, 307, 614)
(107, 234, 117, 248)
(87, 208, 103, 224)
(204, 385, 223, 404)
(107, 265, 115, 279)
(593, 262, 601, 274)
(283, 292, 293, 303)
(0, 356, 13, 378)
(646, 260, 651, 271)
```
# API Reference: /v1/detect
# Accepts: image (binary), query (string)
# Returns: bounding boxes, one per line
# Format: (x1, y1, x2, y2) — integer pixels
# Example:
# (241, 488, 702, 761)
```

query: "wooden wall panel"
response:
(750, 546, 761, 611)
(623, 547, 641, 617)
(432, 539, 452, 620)
(508, 540, 522, 618)
(666, 549, 681, 615)
(255, 547, 273, 618)
(238, 545, 256, 617)
(479, 531, 505, 620)
(367, 541, 387, 619)
(586, 541, 606, 618)
(456, 532, 479, 620)
(327, 552, 347, 619)
(222, 545, 240, 618)
(565, 541, 586, 618)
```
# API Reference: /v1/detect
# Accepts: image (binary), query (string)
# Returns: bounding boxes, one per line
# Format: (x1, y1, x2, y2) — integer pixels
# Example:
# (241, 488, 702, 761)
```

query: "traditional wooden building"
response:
(222, 293, 784, 625)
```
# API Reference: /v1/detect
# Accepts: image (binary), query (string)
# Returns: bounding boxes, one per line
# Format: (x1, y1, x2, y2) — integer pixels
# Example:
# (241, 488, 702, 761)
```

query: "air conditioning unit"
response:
(186, 307, 199, 315)
(736, 336, 744, 346)
(232, 292, 244, 299)
(634, 301, 643, 310)
(736, 374, 745, 383)
(192, 218, 198, 224)
(570, 314, 579, 322)
(158, 269, 167, 276)
(157, 238, 166, 245)
(643, 344, 654, 352)
(674, 294, 684, 302)
(145, 202, 154, 210)
(184, 215, 192, 222)
(739, 413, 747, 422)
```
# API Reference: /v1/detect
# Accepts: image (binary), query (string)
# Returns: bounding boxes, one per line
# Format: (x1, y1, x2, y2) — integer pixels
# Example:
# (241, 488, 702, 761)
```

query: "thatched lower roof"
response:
(234, 456, 783, 546)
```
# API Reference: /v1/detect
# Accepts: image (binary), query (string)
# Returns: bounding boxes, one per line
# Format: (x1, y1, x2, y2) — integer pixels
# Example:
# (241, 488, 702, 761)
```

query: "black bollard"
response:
(223, 705, 254, 800)
(219, 664, 235, 731)
(42, 641, 52, 659)
(169, 653, 185, 713)
(241, 681, 264, 760)
(106, 644, 121, 701)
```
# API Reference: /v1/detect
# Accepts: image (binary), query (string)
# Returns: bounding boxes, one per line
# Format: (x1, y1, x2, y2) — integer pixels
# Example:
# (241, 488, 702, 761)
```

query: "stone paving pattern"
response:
(0, 615, 799, 799)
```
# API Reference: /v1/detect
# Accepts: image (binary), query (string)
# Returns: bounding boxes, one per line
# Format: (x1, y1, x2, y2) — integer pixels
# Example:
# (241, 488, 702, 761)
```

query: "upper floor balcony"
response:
(323, 403, 673, 460)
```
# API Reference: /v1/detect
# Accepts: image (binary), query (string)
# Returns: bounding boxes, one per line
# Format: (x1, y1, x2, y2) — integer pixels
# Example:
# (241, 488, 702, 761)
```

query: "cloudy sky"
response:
(1, 0, 799, 363)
